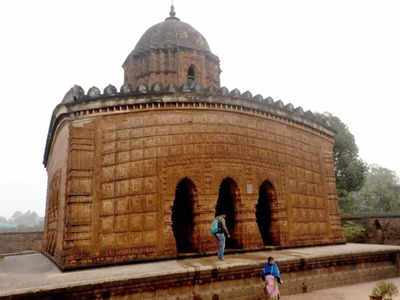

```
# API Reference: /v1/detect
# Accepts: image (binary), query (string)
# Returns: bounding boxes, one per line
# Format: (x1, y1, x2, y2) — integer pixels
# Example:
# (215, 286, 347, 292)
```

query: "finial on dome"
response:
(170, 4, 176, 17)
(166, 2, 180, 21)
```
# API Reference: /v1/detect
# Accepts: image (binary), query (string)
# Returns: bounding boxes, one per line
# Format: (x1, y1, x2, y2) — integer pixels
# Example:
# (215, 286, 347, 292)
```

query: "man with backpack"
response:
(210, 214, 230, 260)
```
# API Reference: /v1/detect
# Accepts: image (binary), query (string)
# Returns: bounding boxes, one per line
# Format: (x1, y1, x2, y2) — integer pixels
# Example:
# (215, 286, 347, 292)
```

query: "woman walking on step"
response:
(261, 256, 283, 300)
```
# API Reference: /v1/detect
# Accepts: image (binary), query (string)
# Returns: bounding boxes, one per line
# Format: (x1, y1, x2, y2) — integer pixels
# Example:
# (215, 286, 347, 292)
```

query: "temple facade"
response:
(43, 7, 345, 270)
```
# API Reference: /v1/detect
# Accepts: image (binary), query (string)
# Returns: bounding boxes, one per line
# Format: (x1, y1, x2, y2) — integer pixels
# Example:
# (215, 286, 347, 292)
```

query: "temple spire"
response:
(170, 3, 176, 17)
(166, 1, 180, 21)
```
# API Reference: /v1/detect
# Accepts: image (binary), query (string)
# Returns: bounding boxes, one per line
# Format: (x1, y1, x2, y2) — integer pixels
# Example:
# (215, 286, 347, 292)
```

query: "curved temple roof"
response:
(126, 6, 212, 59)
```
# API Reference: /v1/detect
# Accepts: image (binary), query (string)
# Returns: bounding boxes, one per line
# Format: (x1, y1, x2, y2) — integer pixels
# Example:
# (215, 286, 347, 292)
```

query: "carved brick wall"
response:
(63, 120, 96, 267)
(44, 101, 344, 270)
(285, 131, 344, 246)
(95, 109, 292, 263)
(43, 122, 70, 263)
(99, 115, 160, 263)
(43, 170, 60, 257)
(124, 50, 220, 89)
(323, 146, 345, 243)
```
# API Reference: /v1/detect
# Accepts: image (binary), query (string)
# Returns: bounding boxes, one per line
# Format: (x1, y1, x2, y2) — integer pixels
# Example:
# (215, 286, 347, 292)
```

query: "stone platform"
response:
(0, 243, 399, 299)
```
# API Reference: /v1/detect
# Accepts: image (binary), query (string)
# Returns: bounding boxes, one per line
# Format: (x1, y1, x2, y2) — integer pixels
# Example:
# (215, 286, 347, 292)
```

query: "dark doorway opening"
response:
(171, 178, 197, 253)
(187, 65, 195, 84)
(215, 177, 241, 249)
(255, 181, 276, 245)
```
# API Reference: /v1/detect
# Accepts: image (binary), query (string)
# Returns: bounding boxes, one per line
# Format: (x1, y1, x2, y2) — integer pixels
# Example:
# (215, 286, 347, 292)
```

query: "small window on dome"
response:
(187, 65, 195, 84)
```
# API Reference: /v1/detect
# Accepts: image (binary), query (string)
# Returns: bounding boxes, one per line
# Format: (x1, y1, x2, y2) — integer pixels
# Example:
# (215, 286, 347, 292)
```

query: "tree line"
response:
(322, 113, 400, 214)
(0, 210, 44, 232)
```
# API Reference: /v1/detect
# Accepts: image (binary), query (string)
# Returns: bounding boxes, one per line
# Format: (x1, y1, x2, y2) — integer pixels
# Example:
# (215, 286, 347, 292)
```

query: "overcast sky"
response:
(0, 0, 399, 218)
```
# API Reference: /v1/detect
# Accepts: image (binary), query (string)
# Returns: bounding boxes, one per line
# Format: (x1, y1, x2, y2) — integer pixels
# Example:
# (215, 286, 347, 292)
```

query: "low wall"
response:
(1, 244, 399, 300)
(0, 231, 43, 254)
(342, 214, 400, 244)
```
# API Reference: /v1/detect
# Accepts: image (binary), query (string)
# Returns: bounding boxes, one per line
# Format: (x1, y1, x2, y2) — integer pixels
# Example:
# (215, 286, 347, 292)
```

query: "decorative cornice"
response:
(45, 83, 336, 166)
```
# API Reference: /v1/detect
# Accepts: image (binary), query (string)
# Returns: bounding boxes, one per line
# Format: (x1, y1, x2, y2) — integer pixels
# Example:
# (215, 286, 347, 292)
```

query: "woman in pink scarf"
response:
(264, 274, 279, 300)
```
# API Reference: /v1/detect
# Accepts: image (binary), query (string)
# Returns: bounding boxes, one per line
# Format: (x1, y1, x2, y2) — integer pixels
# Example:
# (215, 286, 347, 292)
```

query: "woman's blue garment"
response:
(261, 263, 281, 282)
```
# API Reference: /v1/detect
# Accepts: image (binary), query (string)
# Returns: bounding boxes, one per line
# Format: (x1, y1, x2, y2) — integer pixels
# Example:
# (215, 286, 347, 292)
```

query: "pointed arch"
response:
(171, 177, 197, 252)
(255, 180, 276, 245)
(215, 177, 241, 249)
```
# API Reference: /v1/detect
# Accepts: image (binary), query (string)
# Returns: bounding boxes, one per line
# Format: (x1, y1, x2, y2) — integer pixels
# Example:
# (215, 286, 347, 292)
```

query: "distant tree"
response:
(10, 211, 23, 223)
(351, 165, 400, 213)
(9, 210, 42, 227)
(320, 113, 367, 212)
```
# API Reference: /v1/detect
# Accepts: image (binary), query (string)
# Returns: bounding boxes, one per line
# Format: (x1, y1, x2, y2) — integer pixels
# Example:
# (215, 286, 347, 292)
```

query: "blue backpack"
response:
(210, 217, 220, 234)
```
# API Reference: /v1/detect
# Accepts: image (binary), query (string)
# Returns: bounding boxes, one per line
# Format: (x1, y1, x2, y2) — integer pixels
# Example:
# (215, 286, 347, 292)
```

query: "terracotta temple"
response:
(43, 6, 345, 270)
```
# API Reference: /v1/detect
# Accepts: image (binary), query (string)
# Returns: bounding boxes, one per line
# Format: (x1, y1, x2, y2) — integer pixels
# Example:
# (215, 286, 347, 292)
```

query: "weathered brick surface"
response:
(0, 232, 43, 254)
(44, 96, 345, 270)
(43, 122, 70, 263)
(124, 50, 220, 90)
(380, 218, 400, 244)
(122, 12, 221, 90)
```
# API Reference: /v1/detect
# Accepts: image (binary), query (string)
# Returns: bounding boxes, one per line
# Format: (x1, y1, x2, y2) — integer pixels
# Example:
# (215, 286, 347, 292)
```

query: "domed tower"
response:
(123, 5, 221, 89)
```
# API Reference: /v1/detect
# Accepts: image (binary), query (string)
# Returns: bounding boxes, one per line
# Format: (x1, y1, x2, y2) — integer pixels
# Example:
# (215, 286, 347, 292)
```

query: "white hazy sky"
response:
(0, 0, 399, 218)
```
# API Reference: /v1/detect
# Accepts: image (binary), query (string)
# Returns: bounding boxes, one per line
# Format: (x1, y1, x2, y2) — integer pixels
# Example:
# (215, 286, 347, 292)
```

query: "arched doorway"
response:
(171, 178, 197, 252)
(215, 177, 241, 249)
(187, 65, 195, 84)
(255, 181, 276, 245)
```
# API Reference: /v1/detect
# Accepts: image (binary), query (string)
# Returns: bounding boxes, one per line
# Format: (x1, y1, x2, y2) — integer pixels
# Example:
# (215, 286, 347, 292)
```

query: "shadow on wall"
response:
(256, 180, 276, 246)
(172, 178, 197, 253)
(215, 177, 241, 249)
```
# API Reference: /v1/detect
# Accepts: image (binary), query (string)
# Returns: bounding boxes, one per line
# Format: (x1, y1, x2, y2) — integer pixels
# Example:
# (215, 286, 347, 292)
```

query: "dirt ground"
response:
(284, 277, 400, 300)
